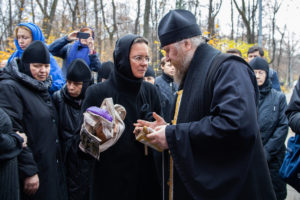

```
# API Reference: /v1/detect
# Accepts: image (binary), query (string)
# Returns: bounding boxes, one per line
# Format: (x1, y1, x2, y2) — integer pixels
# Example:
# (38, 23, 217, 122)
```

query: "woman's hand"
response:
(87, 37, 95, 54)
(67, 31, 79, 41)
(16, 131, 27, 148)
(24, 174, 39, 195)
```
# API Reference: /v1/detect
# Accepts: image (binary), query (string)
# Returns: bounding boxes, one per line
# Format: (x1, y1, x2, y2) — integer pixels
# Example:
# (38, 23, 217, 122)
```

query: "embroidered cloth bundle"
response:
(79, 98, 126, 159)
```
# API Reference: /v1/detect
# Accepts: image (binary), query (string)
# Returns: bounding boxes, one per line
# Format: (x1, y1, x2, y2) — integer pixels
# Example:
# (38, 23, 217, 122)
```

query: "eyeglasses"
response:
(254, 70, 266, 76)
(131, 56, 151, 64)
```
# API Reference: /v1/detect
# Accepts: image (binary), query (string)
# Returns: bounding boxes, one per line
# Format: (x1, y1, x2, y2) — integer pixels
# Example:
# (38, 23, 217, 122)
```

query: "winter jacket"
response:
(286, 77, 300, 133)
(7, 22, 65, 94)
(258, 79, 288, 200)
(269, 68, 281, 92)
(81, 34, 162, 200)
(155, 73, 178, 123)
(49, 36, 101, 78)
(52, 85, 91, 200)
(0, 59, 67, 200)
(0, 108, 23, 200)
(164, 43, 276, 200)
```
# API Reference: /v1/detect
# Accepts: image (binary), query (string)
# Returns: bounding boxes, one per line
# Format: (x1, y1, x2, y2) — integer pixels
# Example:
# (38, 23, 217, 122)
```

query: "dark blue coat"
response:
(165, 43, 276, 200)
(49, 36, 101, 78)
(258, 80, 288, 200)
(269, 68, 281, 92)
(155, 73, 178, 123)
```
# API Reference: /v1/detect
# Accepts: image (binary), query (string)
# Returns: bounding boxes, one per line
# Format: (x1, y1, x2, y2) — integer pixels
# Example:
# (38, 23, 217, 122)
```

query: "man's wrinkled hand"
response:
(145, 125, 169, 150)
(24, 174, 39, 195)
(134, 112, 167, 131)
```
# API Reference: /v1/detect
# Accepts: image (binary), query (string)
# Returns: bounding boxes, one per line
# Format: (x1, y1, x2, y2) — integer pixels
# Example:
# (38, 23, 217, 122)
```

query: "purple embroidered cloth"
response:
(86, 106, 113, 122)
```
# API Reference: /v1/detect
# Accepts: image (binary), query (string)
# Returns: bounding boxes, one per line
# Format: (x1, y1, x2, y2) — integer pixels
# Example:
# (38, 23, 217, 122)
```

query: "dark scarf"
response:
(259, 79, 272, 100)
(3, 59, 52, 92)
(112, 34, 143, 93)
(62, 85, 82, 109)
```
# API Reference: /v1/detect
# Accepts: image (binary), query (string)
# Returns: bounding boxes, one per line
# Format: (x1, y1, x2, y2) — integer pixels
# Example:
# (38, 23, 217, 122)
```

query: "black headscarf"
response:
(145, 66, 155, 78)
(66, 58, 92, 99)
(19, 41, 50, 78)
(113, 34, 143, 81)
(97, 61, 113, 82)
(249, 57, 270, 91)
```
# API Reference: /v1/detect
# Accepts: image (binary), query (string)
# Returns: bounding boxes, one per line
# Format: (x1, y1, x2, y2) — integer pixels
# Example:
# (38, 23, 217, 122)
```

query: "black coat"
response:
(258, 80, 288, 200)
(0, 59, 67, 200)
(81, 34, 162, 200)
(286, 77, 300, 133)
(0, 108, 23, 200)
(165, 43, 276, 200)
(52, 85, 91, 200)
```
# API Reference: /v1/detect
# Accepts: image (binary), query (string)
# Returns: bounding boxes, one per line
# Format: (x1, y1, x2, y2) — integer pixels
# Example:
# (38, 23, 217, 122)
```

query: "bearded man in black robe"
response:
(134, 9, 277, 200)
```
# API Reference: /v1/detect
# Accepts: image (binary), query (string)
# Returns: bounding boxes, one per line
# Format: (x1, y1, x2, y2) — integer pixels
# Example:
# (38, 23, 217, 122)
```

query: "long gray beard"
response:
(174, 51, 193, 85)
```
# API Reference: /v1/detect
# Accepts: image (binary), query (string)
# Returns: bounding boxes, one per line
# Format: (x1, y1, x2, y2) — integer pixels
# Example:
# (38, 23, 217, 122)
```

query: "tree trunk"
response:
(8, 0, 13, 36)
(16, 0, 25, 24)
(143, 0, 151, 39)
(93, 0, 101, 58)
(230, 0, 234, 40)
(134, 0, 141, 35)
(233, 0, 257, 43)
(31, 0, 36, 24)
(66, 0, 79, 29)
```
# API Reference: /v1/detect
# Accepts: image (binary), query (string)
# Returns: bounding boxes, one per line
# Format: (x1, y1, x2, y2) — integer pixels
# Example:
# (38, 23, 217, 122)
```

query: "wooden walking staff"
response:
(168, 89, 183, 200)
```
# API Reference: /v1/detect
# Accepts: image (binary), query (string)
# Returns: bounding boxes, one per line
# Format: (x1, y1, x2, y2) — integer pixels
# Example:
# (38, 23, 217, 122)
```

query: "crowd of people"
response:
(0, 9, 298, 200)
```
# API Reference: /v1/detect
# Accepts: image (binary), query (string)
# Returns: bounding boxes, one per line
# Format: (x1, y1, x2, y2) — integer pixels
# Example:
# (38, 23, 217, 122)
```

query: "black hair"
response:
(247, 46, 264, 57)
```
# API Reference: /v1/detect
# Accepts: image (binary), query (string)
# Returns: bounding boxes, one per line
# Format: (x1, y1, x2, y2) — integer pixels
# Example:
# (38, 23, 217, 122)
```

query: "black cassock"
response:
(165, 43, 277, 200)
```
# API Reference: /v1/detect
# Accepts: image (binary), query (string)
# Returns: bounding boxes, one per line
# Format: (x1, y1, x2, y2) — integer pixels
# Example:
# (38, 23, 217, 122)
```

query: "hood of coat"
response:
(111, 34, 144, 94)
(1, 58, 52, 92)
(15, 22, 45, 50)
(61, 85, 82, 108)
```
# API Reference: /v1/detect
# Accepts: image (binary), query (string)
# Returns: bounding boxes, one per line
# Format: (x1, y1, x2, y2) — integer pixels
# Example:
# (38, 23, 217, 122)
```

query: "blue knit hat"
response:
(158, 9, 202, 47)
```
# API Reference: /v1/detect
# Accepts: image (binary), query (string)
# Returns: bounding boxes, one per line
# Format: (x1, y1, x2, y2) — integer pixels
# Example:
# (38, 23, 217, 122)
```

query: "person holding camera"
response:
(49, 27, 101, 78)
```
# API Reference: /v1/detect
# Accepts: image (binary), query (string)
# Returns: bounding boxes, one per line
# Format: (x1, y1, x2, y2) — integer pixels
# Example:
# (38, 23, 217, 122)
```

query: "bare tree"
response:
(35, 0, 59, 39)
(15, 0, 25, 24)
(100, 0, 117, 47)
(266, 0, 281, 65)
(8, 0, 13, 36)
(233, 0, 258, 43)
(275, 25, 286, 72)
(134, 0, 141, 35)
(143, 0, 151, 39)
(30, 0, 35, 24)
(93, 0, 102, 57)
(230, 0, 234, 40)
(83, 0, 87, 26)
(207, 0, 222, 37)
(66, 0, 79, 29)
(176, 0, 185, 9)
(285, 32, 299, 87)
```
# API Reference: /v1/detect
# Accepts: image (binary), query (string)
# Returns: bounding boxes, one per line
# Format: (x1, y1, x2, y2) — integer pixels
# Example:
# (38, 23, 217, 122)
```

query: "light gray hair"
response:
(174, 35, 205, 50)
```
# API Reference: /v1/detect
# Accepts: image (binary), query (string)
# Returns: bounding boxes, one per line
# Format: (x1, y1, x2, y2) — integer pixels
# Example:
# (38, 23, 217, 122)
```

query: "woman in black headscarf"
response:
(0, 41, 67, 200)
(249, 57, 288, 200)
(81, 34, 162, 200)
